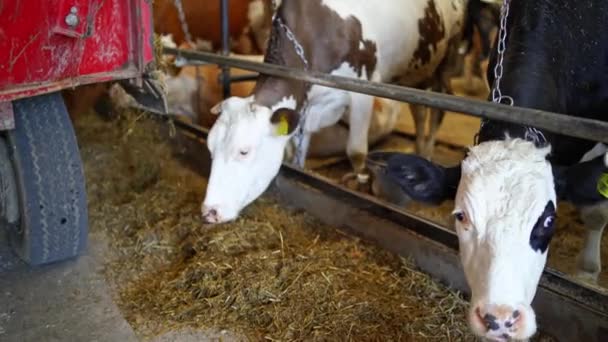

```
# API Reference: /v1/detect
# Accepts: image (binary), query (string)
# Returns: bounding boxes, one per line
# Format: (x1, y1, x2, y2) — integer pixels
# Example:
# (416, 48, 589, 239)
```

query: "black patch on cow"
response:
(553, 153, 608, 206)
(412, 0, 446, 66)
(385, 153, 461, 205)
(529, 201, 557, 253)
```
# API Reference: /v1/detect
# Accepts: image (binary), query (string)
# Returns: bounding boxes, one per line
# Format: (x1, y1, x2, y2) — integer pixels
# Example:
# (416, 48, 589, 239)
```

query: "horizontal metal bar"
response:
(164, 47, 608, 144)
(226, 74, 258, 83)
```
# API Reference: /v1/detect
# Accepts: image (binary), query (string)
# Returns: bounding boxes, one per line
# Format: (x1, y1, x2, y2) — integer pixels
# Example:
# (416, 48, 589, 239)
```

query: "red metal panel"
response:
(78, 0, 130, 75)
(0, 0, 155, 102)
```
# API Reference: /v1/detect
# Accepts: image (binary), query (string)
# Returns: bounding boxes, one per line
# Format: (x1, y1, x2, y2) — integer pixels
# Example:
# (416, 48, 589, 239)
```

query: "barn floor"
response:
(0, 75, 603, 341)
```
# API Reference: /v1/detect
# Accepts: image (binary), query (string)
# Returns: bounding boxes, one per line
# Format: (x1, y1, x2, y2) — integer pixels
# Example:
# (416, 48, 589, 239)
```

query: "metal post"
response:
(220, 0, 231, 98)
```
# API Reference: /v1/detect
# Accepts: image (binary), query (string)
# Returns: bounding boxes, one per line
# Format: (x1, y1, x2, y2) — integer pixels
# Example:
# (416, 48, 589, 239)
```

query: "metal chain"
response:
(274, 16, 310, 167)
(477, 0, 511, 142)
(490, 0, 513, 106)
(173, 0, 193, 44)
(477, 0, 547, 147)
(274, 17, 309, 70)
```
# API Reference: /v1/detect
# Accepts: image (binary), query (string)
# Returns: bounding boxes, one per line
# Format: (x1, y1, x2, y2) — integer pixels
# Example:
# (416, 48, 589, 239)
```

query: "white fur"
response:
(455, 139, 555, 340)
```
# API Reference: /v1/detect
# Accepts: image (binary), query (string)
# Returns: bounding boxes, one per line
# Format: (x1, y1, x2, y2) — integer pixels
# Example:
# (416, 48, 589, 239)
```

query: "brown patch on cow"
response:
(372, 98, 383, 113)
(254, 0, 377, 110)
(412, 0, 446, 66)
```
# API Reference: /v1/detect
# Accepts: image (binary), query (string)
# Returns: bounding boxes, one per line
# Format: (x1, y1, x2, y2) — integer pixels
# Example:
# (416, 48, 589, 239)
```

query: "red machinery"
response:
(0, 0, 166, 266)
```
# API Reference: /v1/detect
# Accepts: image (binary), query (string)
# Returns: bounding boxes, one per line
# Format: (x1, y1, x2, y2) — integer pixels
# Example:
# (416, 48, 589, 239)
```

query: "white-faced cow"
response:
(203, 0, 467, 223)
(384, 0, 608, 340)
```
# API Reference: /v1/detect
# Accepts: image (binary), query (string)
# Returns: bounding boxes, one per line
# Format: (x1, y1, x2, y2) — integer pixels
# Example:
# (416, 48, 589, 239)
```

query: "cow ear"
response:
(270, 107, 299, 136)
(210, 100, 224, 115)
(553, 153, 608, 205)
(385, 154, 461, 205)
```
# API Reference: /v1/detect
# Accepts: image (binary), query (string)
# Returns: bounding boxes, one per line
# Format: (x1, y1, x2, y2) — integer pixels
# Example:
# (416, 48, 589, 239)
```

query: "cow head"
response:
(386, 138, 608, 341)
(202, 96, 300, 224)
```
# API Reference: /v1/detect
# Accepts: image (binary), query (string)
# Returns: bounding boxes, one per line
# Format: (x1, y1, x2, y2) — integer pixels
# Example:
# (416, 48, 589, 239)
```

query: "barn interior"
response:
(1, 0, 607, 341)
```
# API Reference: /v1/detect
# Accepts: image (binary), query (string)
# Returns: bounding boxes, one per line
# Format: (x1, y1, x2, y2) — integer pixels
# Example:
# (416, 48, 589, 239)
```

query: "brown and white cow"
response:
(202, 0, 467, 223)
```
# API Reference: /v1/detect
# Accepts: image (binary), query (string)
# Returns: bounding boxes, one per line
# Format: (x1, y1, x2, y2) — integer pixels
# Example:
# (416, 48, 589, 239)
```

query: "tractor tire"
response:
(4, 92, 88, 265)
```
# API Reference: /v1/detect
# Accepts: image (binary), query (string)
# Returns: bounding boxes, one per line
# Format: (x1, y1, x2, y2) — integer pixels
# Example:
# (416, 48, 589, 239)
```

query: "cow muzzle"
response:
(201, 204, 239, 224)
(469, 302, 536, 341)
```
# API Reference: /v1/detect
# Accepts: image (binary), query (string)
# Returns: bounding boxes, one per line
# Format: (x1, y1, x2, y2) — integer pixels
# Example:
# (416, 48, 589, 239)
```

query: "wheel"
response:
(3, 92, 88, 265)
(0, 136, 19, 230)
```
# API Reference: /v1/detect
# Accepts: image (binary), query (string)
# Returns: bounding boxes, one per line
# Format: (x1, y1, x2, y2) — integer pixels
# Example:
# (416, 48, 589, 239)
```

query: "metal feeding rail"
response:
(166, 117, 608, 342)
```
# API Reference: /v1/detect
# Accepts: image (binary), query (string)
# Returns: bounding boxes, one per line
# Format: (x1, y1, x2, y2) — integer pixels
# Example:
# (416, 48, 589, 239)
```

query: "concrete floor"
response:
(0, 229, 243, 342)
(0, 229, 138, 342)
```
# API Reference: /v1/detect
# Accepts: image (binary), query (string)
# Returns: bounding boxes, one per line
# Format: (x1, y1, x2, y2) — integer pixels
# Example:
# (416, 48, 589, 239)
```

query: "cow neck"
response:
(475, 119, 549, 149)
(252, 11, 310, 112)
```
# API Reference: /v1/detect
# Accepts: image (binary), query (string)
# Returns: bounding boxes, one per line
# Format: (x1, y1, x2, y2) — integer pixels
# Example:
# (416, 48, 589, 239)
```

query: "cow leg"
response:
(424, 107, 444, 159)
(341, 93, 374, 189)
(575, 202, 608, 284)
(423, 78, 450, 159)
(409, 103, 428, 157)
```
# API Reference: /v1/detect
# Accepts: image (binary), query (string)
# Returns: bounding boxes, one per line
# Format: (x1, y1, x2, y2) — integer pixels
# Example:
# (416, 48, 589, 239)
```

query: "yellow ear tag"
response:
(598, 173, 608, 199)
(276, 114, 289, 136)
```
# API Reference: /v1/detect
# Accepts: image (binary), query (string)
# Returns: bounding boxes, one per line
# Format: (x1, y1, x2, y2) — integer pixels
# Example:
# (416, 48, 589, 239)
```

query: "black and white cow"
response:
(202, 0, 467, 224)
(385, 0, 608, 340)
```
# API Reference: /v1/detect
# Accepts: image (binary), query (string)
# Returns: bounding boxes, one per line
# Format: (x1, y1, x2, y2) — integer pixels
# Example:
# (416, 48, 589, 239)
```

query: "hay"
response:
(74, 110, 556, 341)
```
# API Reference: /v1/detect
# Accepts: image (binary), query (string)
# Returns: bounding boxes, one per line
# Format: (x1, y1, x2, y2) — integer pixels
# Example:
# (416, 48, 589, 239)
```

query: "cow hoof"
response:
(573, 271, 600, 288)
(341, 172, 372, 193)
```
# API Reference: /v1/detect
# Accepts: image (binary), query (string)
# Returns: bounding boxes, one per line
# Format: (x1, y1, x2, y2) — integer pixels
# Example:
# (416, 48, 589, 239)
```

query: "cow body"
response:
(459, 0, 500, 94)
(385, 1, 608, 340)
(202, 0, 466, 224)
(152, 0, 264, 54)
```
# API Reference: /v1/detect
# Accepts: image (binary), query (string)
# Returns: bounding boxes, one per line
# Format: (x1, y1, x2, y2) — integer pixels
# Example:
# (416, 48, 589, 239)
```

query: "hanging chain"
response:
(173, 0, 193, 44)
(477, 0, 547, 147)
(274, 16, 310, 167)
(490, 0, 513, 106)
(275, 17, 309, 70)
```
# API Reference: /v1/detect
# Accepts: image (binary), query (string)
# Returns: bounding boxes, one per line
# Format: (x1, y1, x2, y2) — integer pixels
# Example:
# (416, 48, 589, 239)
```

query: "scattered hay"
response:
(117, 201, 473, 341)
(74, 110, 556, 341)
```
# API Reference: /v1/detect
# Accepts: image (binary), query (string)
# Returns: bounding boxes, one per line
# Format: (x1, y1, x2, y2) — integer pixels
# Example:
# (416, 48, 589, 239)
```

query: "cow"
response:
(459, 0, 500, 94)
(382, 1, 608, 340)
(202, 0, 467, 224)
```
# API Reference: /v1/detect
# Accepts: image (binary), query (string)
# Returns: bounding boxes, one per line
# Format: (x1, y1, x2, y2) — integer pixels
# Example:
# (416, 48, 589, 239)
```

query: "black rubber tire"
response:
(6, 92, 88, 265)
(0, 136, 19, 227)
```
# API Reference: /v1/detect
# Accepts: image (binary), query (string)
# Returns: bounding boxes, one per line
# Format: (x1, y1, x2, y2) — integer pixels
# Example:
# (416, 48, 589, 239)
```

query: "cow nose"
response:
(476, 304, 523, 341)
(202, 205, 221, 223)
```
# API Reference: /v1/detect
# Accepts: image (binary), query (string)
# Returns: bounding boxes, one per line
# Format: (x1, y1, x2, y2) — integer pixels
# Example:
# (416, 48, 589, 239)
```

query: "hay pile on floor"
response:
(118, 201, 473, 341)
(74, 111, 556, 341)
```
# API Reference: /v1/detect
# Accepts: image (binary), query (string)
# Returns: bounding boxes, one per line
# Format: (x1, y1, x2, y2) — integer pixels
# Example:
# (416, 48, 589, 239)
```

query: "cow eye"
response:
(543, 216, 555, 228)
(238, 148, 250, 157)
(453, 211, 466, 223)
